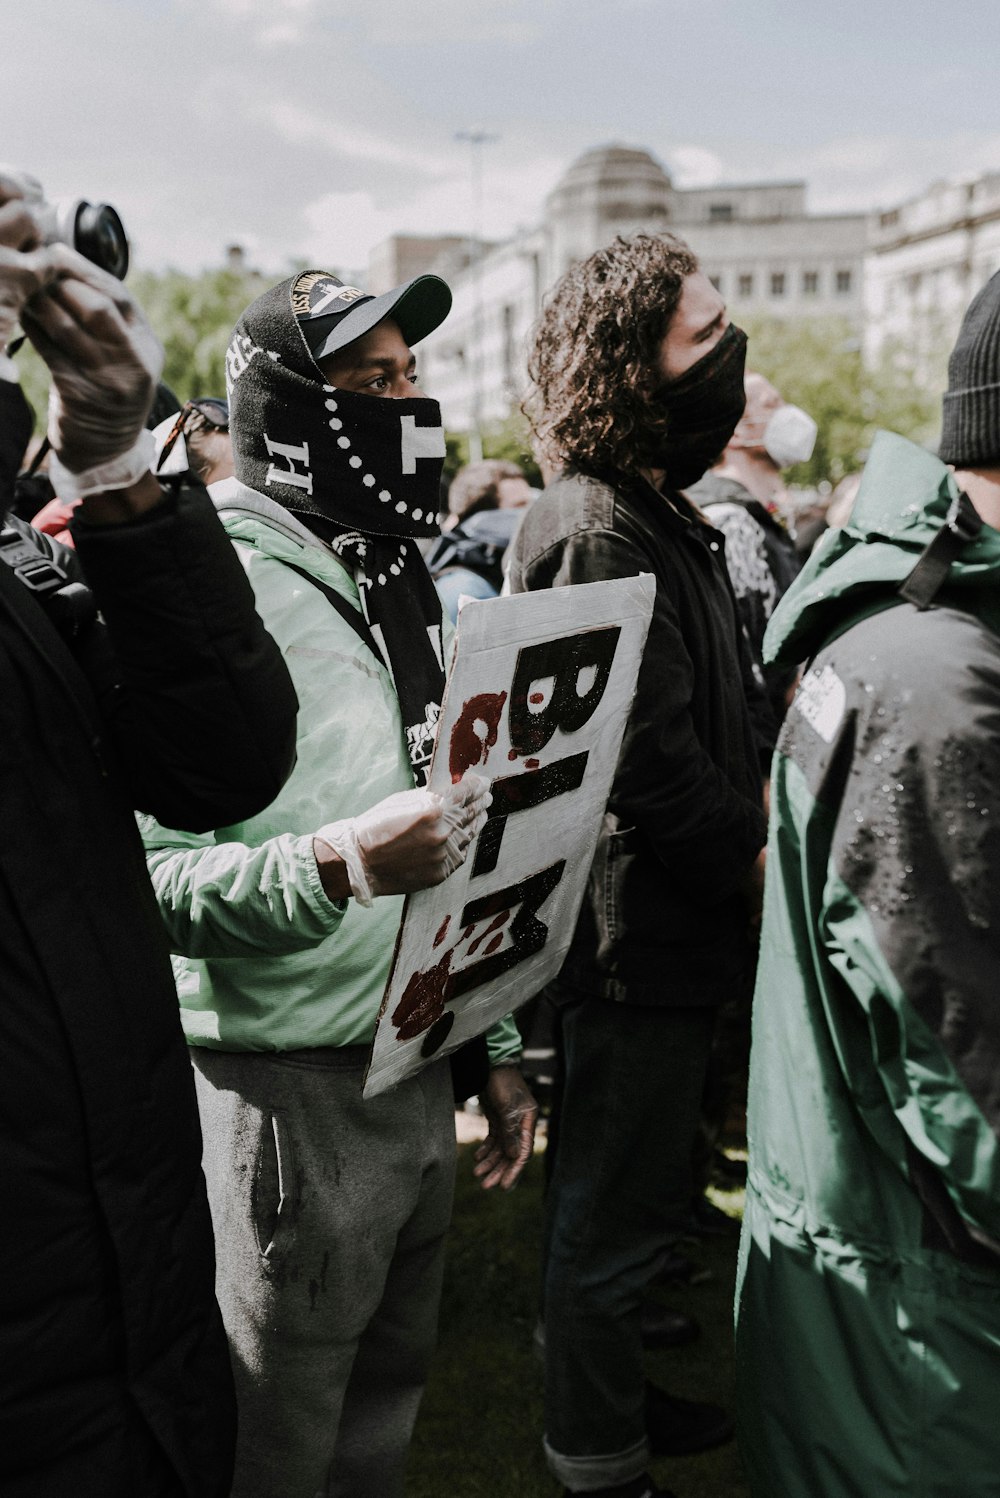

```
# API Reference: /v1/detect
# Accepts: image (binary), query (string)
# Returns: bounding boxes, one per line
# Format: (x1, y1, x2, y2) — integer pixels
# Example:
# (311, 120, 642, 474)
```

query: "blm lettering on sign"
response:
(363, 574, 655, 1098)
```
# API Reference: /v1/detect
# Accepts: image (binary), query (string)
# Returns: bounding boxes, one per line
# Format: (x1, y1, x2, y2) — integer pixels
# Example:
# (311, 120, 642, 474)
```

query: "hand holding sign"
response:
(364, 576, 655, 1098)
(315, 772, 491, 906)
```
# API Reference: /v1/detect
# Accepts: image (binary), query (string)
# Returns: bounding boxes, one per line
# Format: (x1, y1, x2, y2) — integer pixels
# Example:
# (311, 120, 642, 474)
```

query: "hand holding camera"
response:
(0, 168, 160, 498)
(0, 171, 60, 353)
(22, 251, 163, 485)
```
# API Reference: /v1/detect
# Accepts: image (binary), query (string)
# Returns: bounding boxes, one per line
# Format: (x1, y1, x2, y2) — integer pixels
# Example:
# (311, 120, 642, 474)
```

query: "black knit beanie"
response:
(939, 269, 1000, 467)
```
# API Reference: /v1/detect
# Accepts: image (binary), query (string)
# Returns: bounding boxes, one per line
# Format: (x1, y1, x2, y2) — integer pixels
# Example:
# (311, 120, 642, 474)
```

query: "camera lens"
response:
(74, 202, 130, 281)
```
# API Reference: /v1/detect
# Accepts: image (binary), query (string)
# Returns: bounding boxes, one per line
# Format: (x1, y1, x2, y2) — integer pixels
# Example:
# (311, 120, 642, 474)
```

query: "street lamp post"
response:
(455, 128, 497, 465)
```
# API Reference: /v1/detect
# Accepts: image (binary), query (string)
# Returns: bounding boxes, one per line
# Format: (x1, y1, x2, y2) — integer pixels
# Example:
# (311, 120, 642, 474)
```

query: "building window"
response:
(709, 274, 723, 292)
(738, 273, 754, 297)
(802, 270, 819, 294)
(836, 269, 853, 294)
(770, 272, 786, 297)
(709, 203, 734, 222)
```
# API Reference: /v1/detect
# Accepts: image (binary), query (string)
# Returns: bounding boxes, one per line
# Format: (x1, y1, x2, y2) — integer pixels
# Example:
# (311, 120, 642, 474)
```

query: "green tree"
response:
(741, 315, 943, 487)
(130, 265, 267, 402)
(443, 412, 542, 486)
(10, 263, 271, 441)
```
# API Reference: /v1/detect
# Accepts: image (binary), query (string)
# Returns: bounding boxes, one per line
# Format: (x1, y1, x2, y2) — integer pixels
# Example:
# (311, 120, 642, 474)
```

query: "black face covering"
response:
(227, 271, 449, 785)
(652, 322, 748, 491)
(227, 275, 446, 537)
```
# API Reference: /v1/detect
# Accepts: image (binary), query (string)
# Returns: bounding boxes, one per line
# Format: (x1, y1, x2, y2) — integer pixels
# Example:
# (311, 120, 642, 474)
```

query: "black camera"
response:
(1, 167, 130, 281)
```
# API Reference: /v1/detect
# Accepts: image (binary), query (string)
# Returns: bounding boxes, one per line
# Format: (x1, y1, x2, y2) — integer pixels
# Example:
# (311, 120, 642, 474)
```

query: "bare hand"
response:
(473, 1065, 538, 1191)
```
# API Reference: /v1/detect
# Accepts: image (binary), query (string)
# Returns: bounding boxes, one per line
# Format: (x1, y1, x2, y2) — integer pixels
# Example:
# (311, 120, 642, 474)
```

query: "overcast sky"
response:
(5, 0, 1000, 279)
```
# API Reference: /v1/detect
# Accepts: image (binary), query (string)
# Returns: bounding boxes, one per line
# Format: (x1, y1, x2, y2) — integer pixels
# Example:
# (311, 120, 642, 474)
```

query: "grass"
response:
(406, 1136, 750, 1498)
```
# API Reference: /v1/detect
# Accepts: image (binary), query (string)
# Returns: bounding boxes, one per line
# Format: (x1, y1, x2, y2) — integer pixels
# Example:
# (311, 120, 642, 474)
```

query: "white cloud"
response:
(188, 0, 319, 43)
(300, 149, 563, 269)
(346, 0, 545, 46)
(190, 0, 544, 47)
(667, 146, 724, 188)
(263, 103, 453, 175)
(704, 131, 1000, 215)
(301, 191, 400, 269)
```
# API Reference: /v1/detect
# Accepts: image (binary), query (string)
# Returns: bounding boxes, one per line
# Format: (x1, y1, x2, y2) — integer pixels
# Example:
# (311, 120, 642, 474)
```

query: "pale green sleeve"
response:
(486, 1011, 524, 1067)
(140, 814, 346, 960)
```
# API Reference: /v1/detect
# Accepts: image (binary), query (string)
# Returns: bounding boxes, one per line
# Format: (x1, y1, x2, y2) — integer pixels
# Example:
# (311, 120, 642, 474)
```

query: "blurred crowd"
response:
(2, 162, 999, 1498)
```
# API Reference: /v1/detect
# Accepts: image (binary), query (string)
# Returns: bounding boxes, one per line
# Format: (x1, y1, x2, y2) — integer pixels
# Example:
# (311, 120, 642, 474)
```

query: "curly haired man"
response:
(507, 233, 768, 1498)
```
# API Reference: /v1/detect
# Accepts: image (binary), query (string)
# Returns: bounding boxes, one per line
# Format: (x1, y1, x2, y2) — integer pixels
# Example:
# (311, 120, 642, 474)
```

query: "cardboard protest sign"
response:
(363, 574, 655, 1098)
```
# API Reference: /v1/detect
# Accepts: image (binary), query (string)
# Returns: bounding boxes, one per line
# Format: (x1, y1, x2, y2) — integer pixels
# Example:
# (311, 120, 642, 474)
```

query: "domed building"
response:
(544, 144, 673, 276)
(371, 142, 868, 437)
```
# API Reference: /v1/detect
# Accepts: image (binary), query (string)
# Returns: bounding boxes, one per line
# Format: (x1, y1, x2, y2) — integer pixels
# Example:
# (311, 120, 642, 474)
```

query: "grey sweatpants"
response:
(192, 1045, 456, 1498)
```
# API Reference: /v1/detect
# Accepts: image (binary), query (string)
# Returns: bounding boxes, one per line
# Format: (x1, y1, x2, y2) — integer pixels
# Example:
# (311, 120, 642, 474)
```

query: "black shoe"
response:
(640, 1300, 700, 1350)
(644, 1381, 734, 1456)
(563, 1477, 677, 1498)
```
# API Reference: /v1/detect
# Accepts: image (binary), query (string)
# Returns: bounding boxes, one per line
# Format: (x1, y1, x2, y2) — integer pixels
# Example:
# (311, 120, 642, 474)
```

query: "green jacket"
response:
(142, 481, 520, 1063)
(736, 433, 1000, 1497)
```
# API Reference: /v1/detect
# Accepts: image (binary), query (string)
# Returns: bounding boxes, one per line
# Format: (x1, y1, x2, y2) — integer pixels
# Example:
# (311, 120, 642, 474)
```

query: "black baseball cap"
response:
(292, 269, 452, 364)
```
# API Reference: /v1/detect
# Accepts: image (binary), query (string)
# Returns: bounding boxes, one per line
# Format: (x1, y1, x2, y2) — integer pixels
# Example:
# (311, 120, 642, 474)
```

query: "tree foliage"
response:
(11, 269, 946, 495)
(11, 264, 269, 438)
(128, 266, 269, 402)
(444, 411, 542, 486)
(740, 315, 944, 487)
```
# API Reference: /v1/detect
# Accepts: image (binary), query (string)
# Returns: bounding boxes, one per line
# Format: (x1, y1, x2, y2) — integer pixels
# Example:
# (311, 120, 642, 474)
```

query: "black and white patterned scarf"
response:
(226, 272, 448, 784)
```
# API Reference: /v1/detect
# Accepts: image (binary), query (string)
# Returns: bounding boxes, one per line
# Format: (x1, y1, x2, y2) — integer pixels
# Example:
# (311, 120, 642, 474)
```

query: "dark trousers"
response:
(541, 987, 716, 1491)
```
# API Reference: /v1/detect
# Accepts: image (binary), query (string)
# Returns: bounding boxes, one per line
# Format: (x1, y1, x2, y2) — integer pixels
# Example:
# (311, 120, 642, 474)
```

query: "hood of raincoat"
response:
(763, 429, 1000, 669)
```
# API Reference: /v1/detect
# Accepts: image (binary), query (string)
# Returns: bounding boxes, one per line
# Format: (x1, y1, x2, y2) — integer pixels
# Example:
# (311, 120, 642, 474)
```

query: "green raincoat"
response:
(736, 432, 1000, 1497)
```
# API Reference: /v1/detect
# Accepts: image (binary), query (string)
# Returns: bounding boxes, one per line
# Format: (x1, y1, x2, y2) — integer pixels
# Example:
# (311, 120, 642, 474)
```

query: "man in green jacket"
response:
(736, 273, 1000, 1496)
(142, 269, 537, 1498)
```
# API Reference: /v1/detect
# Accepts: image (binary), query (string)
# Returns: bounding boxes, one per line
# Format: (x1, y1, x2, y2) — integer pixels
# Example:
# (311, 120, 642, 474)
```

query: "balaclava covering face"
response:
(226, 271, 449, 784)
(653, 321, 749, 490)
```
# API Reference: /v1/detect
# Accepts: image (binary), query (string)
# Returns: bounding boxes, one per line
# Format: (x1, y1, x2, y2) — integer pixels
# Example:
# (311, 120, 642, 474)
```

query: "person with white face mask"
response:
(687, 371, 816, 742)
(685, 374, 817, 1231)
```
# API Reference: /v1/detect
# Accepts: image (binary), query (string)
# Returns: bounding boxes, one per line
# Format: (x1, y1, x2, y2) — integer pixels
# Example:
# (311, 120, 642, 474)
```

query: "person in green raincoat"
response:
(736, 272, 1000, 1497)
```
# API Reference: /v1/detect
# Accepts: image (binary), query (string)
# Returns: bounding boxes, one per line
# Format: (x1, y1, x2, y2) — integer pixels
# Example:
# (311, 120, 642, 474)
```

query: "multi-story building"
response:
(369, 143, 1000, 437)
(368, 143, 868, 432)
(865, 173, 1000, 381)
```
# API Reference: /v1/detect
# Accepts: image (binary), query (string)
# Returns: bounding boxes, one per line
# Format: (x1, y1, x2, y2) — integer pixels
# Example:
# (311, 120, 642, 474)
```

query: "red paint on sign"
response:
(467, 909, 511, 955)
(433, 915, 451, 949)
(392, 948, 454, 1040)
(485, 932, 504, 956)
(449, 690, 508, 782)
(525, 758, 539, 769)
(529, 692, 544, 704)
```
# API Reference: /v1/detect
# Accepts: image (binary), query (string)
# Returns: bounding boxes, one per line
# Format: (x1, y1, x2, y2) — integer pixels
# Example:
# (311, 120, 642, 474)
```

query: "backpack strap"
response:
(898, 488, 983, 609)
(282, 559, 388, 671)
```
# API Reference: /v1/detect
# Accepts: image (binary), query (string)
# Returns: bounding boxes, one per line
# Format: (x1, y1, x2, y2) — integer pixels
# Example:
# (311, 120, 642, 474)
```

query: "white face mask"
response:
(763, 404, 817, 468)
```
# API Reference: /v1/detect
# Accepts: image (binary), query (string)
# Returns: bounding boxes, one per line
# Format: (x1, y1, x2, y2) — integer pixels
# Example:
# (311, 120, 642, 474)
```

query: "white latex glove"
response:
(0, 170, 56, 352)
(316, 771, 492, 906)
(19, 245, 163, 478)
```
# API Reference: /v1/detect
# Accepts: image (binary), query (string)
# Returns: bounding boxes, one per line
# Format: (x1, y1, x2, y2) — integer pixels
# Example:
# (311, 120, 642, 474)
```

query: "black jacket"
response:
(507, 470, 767, 1005)
(0, 484, 297, 1496)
